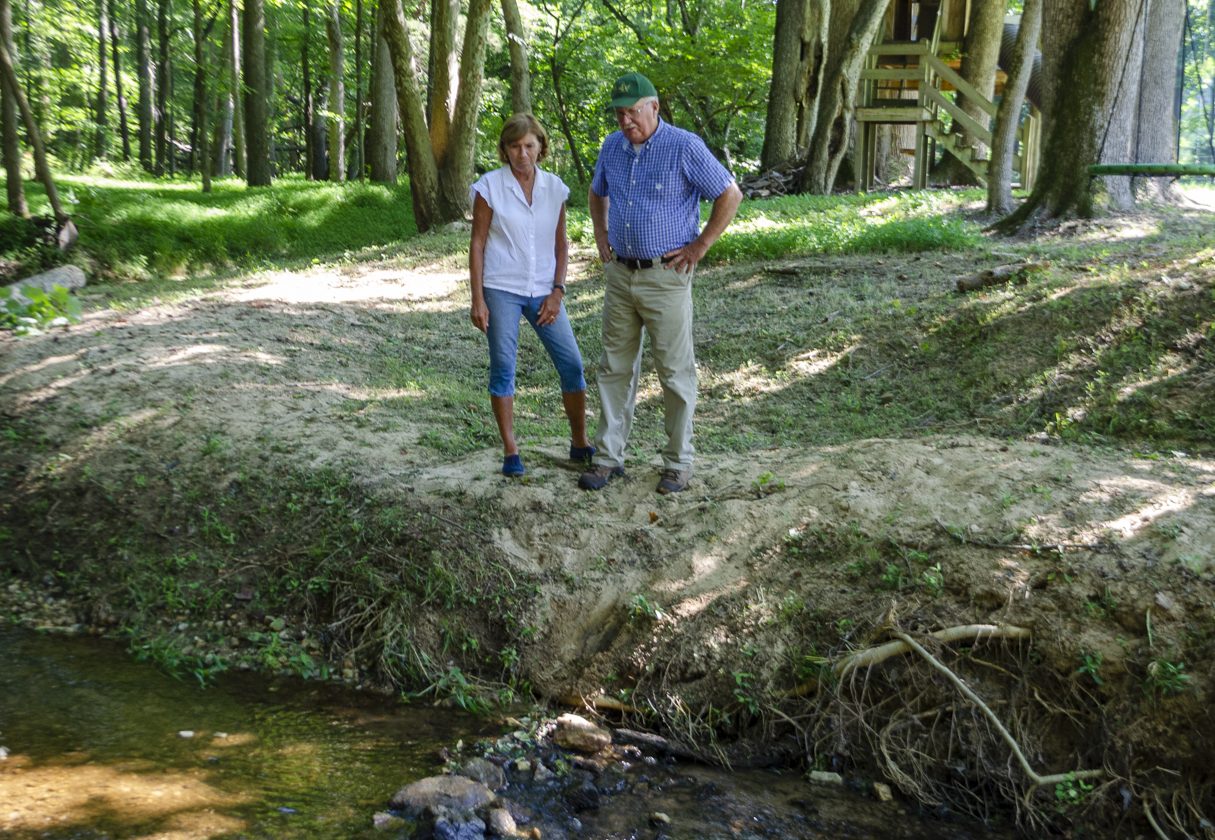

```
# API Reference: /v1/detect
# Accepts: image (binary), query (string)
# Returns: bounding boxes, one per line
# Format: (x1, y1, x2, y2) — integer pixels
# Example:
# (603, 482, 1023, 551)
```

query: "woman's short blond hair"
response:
(498, 114, 549, 163)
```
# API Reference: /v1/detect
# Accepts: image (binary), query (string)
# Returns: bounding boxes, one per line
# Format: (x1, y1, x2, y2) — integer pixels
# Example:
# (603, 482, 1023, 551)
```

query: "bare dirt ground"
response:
(3, 244, 1215, 835)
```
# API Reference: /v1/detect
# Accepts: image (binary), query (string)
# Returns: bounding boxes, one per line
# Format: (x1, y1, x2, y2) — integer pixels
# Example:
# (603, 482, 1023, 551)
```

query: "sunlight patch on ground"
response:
(229, 266, 461, 305)
(789, 347, 853, 378)
(1102, 487, 1197, 539)
(0, 350, 89, 388)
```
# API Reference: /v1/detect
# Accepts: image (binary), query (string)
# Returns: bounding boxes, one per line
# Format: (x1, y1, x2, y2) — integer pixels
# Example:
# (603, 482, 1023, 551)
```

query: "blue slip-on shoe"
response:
(502, 454, 525, 477)
(569, 444, 596, 464)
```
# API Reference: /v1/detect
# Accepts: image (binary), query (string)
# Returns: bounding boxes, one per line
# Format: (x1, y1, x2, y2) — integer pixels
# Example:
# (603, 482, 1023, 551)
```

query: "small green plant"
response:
(751, 471, 785, 497)
(920, 562, 944, 595)
(880, 563, 904, 590)
(1145, 659, 1191, 696)
(627, 593, 664, 622)
(1054, 772, 1094, 809)
(1, 284, 83, 335)
(732, 671, 761, 715)
(1076, 651, 1104, 686)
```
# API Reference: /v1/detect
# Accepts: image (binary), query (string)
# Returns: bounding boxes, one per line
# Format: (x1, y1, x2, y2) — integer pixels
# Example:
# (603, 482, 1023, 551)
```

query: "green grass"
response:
(2, 173, 420, 283)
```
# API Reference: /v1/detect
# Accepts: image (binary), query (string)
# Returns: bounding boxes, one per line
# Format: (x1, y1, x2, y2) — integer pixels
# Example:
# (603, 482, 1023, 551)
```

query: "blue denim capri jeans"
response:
(484, 286, 587, 398)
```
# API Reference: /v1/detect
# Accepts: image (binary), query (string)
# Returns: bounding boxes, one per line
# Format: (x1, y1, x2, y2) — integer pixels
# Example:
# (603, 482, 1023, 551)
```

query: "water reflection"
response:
(0, 626, 491, 838)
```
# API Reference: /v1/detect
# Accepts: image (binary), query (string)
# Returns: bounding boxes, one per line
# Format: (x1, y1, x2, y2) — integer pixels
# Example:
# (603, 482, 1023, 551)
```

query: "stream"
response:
(0, 626, 1013, 839)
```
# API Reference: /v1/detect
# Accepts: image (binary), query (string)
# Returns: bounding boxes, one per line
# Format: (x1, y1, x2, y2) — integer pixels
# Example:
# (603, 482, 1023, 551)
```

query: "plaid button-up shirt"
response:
(591, 120, 734, 261)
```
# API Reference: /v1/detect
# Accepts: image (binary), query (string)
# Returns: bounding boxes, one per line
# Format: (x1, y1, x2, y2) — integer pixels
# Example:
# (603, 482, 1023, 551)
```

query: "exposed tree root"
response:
(837, 624, 1033, 677)
(891, 631, 1103, 791)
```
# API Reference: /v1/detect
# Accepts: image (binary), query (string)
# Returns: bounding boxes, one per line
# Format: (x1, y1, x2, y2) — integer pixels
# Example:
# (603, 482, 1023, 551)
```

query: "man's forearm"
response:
(588, 189, 611, 259)
(695, 182, 742, 252)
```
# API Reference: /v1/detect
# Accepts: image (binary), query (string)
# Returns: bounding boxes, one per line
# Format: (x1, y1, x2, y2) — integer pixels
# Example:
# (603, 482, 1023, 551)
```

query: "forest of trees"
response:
(1, 0, 1213, 231)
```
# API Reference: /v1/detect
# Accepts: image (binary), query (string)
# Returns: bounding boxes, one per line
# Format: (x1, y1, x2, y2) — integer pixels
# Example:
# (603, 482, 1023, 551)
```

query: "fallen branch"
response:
(956, 262, 1048, 293)
(892, 630, 1103, 790)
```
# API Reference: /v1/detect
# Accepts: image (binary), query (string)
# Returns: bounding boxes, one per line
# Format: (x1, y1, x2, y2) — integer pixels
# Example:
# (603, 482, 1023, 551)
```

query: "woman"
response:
(469, 114, 594, 477)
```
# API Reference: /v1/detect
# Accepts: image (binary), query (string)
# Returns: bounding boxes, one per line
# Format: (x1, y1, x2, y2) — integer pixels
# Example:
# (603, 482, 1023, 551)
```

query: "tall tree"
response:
(500, 0, 530, 114)
(800, 0, 893, 193)
(213, 1, 234, 175)
(229, 0, 243, 176)
(351, 0, 364, 179)
(108, 0, 131, 160)
(367, 0, 397, 183)
(761, 0, 828, 171)
(988, 0, 1042, 214)
(380, 0, 492, 230)
(154, 0, 170, 174)
(997, 0, 1151, 228)
(1134, 0, 1186, 199)
(243, 0, 271, 185)
(302, 0, 314, 178)
(1, 0, 26, 216)
(94, 0, 108, 159)
(135, 0, 153, 170)
(326, 0, 344, 181)
(0, 38, 67, 225)
(191, 0, 209, 191)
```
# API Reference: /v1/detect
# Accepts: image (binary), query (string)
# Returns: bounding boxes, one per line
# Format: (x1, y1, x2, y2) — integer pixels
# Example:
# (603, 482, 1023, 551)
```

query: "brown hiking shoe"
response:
(656, 469, 690, 494)
(579, 464, 625, 491)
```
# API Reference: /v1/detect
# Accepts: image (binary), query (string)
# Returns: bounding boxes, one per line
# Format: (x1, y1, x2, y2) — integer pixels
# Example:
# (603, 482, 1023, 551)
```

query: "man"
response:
(579, 72, 742, 494)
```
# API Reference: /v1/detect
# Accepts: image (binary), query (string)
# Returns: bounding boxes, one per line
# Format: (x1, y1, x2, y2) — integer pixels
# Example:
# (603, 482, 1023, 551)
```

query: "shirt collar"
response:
(619, 118, 666, 152)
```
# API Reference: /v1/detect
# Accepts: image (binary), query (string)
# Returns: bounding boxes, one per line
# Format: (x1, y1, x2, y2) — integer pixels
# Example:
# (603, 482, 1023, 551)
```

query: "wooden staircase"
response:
(855, 20, 1041, 191)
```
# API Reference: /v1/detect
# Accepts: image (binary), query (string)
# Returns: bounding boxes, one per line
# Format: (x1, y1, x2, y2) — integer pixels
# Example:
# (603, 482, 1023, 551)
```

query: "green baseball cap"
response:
(608, 72, 658, 109)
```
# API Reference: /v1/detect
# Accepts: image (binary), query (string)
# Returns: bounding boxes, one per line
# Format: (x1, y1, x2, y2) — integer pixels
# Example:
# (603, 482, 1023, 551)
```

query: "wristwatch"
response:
(552, 284, 566, 294)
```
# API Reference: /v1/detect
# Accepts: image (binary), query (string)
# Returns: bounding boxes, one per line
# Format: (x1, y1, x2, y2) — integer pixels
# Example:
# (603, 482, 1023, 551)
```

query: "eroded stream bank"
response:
(0, 626, 1007, 839)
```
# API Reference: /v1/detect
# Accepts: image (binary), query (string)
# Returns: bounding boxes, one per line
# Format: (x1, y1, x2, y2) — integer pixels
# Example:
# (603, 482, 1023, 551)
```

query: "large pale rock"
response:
(552, 713, 611, 754)
(459, 756, 506, 791)
(388, 775, 494, 815)
(6, 265, 87, 305)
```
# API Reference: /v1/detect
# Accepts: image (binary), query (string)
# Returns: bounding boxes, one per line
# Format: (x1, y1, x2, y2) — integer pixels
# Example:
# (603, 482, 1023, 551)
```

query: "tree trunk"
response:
(95, 0, 108, 159)
(302, 1, 314, 178)
(326, 0, 345, 181)
(380, 0, 448, 230)
(352, 0, 364, 180)
(311, 86, 328, 179)
(229, 0, 243, 176)
(996, 0, 1148, 230)
(213, 4, 234, 176)
(192, 0, 210, 191)
(987, 0, 1041, 214)
(108, 0, 131, 160)
(800, 0, 892, 193)
(427, 0, 456, 154)
(1, 0, 26, 216)
(367, 0, 397, 183)
(0, 39, 65, 222)
(761, 0, 829, 170)
(243, 0, 271, 185)
(1133, 0, 1185, 200)
(935, 0, 1003, 184)
(501, 0, 530, 114)
(265, 19, 277, 174)
(155, 0, 170, 174)
(437, 0, 490, 210)
(135, 0, 153, 170)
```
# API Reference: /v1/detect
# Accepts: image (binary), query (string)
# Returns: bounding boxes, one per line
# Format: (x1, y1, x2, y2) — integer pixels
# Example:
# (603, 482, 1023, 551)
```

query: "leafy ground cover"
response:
(2, 179, 1214, 836)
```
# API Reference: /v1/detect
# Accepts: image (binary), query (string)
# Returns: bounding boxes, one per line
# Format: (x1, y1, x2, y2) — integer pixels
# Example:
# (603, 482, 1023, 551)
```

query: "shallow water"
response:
(0, 626, 1011, 839)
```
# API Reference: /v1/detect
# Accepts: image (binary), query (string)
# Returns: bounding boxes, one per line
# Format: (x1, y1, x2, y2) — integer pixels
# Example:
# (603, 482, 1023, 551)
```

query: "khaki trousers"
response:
(592, 259, 696, 472)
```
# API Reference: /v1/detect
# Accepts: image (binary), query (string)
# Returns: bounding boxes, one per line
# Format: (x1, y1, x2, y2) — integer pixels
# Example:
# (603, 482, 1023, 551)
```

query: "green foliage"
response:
(65, 175, 418, 281)
(627, 593, 664, 622)
(0, 284, 82, 335)
(706, 191, 983, 264)
(1076, 651, 1104, 686)
(1145, 659, 1192, 696)
(1054, 772, 1095, 810)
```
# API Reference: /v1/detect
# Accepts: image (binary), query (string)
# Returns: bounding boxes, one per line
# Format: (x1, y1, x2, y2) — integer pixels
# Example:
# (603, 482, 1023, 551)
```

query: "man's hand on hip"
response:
(662, 239, 708, 273)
